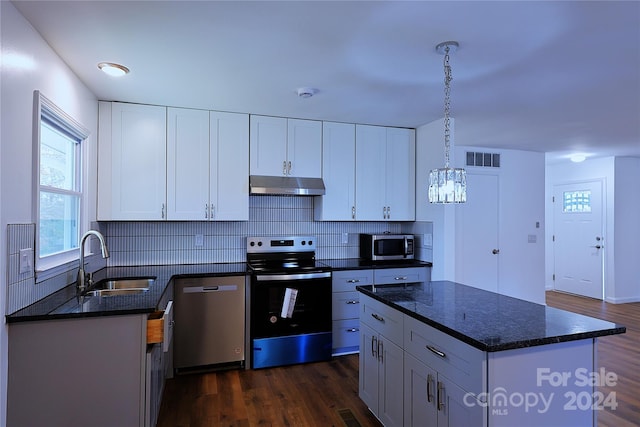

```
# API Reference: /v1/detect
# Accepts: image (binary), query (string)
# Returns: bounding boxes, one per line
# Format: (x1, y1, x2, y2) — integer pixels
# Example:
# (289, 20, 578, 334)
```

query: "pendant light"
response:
(428, 41, 467, 204)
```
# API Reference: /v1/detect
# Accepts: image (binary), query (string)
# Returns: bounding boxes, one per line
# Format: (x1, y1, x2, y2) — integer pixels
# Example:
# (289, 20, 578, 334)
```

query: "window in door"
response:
(35, 91, 90, 272)
(562, 190, 592, 213)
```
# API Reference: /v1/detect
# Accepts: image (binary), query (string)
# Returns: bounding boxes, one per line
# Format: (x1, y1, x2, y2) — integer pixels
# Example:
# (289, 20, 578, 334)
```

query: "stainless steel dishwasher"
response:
(174, 275, 245, 372)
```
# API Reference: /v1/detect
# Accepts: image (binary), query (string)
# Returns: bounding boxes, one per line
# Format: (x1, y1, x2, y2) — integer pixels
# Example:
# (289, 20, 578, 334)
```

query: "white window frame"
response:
(33, 91, 90, 277)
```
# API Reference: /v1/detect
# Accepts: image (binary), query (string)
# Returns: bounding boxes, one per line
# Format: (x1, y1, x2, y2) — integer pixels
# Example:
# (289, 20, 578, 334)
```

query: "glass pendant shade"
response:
(428, 167, 467, 203)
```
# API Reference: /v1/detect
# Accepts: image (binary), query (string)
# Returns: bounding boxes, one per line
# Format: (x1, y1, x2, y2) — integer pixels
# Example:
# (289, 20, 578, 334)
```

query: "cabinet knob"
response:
(492, 249, 500, 255)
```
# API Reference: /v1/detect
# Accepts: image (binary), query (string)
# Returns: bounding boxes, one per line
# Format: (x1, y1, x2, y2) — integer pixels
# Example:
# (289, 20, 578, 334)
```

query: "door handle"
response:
(371, 313, 385, 323)
(492, 249, 500, 255)
(590, 245, 603, 249)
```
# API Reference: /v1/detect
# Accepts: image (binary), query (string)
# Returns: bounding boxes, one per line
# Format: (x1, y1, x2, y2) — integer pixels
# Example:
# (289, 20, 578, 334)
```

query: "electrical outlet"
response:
(423, 234, 433, 247)
(341, 233, 349, 244)
(19, 248, 33, 274)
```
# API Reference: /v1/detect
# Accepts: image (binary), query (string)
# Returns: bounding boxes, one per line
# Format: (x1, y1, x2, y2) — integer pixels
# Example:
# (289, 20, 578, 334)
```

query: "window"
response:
(562, 190, 592, 213)
(35, 91, 89, 271)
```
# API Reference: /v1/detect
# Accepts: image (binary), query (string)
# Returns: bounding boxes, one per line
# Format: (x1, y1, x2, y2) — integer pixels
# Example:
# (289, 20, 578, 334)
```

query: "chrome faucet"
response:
(77, 230, 110, 293)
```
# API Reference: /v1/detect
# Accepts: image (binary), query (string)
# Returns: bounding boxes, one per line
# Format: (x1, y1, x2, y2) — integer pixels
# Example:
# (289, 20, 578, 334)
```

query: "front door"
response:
(553, 180, 604, 299)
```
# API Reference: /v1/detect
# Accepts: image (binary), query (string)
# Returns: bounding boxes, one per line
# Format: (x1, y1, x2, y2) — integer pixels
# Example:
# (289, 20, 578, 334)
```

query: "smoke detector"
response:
(296, 87, 318, 98)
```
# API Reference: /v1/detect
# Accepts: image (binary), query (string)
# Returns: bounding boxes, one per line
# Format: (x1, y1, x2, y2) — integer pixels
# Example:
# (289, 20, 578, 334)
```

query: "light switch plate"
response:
(423, 234, 433, 247)
(19, 248, 33, 274)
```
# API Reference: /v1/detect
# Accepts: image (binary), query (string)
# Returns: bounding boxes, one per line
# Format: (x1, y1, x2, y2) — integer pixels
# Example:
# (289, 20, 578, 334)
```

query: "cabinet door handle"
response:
(394, 276, 408, 281)
(371, 313, 385, 323)
(387, 206, 391, 219)
(347, 279, 360, 283)
(345, 300, 359, 304)
(346, 328, 359, 333)
(283, 160, 287, 175)
(205, 204, 209, 219)
(378, 339, 384, 363)
(426, 373, 434, 403)
(438, 381, 445, 411)
(352, 206, 356, 219)
(426, 345, 446, 359)
(161, 203, 165, 219)
(288, 161, 292, 175)
(437, 381, 445, 411)
(371, 335, 378, 358)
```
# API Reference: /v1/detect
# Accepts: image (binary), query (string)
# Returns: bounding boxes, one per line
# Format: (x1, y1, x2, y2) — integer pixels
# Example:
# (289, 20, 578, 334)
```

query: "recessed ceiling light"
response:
(98, 62, 130, 77)
(570, 154, 586, 163)
(297, 87, 318, 98)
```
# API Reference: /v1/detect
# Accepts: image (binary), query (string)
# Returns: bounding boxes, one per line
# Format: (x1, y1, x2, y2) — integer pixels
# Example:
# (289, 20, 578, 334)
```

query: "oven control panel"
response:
(247, 236, 316, 253)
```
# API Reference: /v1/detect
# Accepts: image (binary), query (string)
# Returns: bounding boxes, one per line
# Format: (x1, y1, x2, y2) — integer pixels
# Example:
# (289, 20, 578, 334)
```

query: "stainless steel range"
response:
(247, 236, 332, 369)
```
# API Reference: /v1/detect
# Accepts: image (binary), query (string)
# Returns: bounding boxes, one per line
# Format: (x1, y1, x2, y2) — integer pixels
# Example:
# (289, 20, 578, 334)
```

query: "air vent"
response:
(466, 151, 500, 168)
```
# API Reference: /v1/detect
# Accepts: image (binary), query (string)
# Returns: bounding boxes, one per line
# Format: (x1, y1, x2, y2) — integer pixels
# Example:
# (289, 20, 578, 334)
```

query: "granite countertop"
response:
(6, 263, 248, 323)
(357, 281, 626, 352)
(7, 259, 431, 323)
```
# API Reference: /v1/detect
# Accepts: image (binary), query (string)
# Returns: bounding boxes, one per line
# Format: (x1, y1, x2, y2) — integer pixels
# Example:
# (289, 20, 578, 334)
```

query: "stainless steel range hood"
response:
(249, 175, 326, 196)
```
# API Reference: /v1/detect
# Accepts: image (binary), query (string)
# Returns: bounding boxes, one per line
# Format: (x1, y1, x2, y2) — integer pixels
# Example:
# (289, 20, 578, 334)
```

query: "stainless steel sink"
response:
(94, 278, 155, 290)
(84, 288, 149, 297)
(83, 277, 155, 297)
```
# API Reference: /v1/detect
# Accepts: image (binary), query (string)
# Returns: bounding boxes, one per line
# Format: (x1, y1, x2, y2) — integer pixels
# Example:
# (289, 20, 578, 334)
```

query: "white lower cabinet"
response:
(404, 313, 486, 427)
(359, 293, 405, 427)
(332, 269, 373, 355)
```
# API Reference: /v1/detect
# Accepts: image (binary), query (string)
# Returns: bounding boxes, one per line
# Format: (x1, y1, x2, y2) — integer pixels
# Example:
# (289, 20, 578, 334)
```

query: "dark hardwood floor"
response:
(157, 353, 382, 427)
(157, 291, 639, 427)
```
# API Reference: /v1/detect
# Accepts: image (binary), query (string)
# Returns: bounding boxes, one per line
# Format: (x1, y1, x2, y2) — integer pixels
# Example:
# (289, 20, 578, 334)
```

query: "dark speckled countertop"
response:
(6, 263, 248, 323)
(7, 259, 430, 323)
(357, 281, 626, 352)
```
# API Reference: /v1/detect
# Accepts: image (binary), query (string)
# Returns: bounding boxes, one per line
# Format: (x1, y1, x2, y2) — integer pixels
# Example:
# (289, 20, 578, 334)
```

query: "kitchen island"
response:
(357, 281, 625, 427)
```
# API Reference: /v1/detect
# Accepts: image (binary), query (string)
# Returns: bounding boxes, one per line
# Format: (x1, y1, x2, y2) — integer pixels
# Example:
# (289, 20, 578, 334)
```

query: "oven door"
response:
(250, 271, 332, 368)
(251, 271, 331, 338)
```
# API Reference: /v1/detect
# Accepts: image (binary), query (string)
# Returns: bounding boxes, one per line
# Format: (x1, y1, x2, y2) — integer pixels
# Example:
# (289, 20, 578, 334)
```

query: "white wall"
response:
(613, 157, 640, 301)
(457, 146, 546, 303)
(1, 3, 98, 425)
(545, 156, 640, 303)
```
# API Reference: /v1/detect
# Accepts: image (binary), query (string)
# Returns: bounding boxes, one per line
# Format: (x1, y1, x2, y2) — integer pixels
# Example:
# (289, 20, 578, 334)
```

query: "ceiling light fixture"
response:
(428, 41, 467, 204)
(98, 62, 130, 77)
(570, 154, 586, 163)
(297, 87, 318, 98)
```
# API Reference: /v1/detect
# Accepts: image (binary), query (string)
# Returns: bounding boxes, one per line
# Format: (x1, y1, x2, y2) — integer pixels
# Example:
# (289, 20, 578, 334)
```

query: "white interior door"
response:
(553, 180, 604, 299)
(455, 173, 499, 292)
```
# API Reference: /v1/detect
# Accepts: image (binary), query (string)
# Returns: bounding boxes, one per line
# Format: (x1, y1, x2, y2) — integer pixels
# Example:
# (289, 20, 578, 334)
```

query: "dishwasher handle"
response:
(182, 285, 238, 294)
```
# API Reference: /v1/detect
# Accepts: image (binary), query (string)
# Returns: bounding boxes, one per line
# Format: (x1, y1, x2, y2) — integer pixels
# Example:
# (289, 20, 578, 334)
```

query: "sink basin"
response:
(83, 277, 155, 297)
(84, 288, 149, 297)
(94, 277, 156, 290)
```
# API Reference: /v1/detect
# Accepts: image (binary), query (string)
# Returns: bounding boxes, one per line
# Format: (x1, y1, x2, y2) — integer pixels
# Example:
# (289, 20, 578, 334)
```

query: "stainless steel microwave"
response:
(359, 234, 414, 261)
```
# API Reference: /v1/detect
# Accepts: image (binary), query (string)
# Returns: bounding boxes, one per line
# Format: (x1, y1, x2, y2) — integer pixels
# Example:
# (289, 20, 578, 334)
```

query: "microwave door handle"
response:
(404, 237, 408, 257)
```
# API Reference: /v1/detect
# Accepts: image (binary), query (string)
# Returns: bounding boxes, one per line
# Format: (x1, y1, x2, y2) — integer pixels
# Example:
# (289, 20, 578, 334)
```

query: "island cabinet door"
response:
(437, 374, 485, 427)
(359, 322, 380, 412)
(404, 353, 438, 426)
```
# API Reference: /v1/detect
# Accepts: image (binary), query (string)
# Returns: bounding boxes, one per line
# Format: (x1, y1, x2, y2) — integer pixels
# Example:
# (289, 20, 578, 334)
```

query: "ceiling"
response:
(12, 0, 640, 163)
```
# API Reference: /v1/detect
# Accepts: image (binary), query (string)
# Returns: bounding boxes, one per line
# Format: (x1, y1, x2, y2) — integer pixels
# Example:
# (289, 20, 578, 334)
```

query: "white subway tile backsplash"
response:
(7, 197, 411, 313)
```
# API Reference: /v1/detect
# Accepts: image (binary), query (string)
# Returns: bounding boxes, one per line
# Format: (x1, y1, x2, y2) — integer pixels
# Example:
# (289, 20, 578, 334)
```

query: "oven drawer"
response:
(332, 291, 360, 319)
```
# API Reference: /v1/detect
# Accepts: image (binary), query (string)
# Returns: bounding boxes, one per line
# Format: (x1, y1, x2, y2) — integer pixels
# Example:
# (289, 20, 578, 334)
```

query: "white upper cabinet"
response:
(355, 125, 415, 221)
(314, 122, 356, 220)
(98, 102, 167, 220)
(250, 115, 322, 178)
(99, 103, 249, 221)
(166, 107, 210, 220)
(209, 111, 249, 220)
(166, 107, 249, 221)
